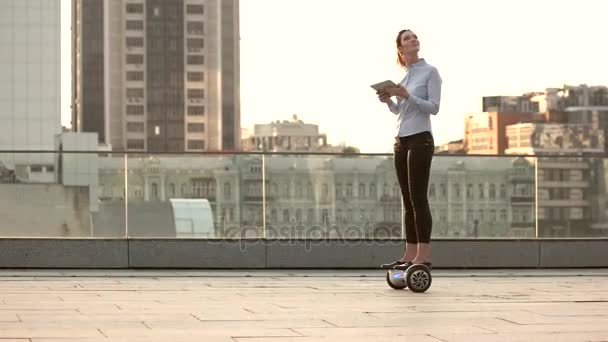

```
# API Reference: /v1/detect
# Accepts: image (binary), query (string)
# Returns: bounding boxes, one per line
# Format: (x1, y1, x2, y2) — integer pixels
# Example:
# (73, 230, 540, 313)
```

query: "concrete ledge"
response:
(0, 239, 127, 268)
(265, 239, 405, 268)
(540, 240, 608, 268)
(432, 240, 540, 268)
(127, 239, 267, 268)
(0, 238, 607, 268)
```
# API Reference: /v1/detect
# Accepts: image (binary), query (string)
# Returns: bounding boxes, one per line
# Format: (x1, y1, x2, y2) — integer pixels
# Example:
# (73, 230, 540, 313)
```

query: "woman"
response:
(378, 29, 442, 270)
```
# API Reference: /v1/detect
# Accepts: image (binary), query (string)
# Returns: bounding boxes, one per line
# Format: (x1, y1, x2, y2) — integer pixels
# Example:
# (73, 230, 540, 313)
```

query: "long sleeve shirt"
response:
(387, 59, 442, 137)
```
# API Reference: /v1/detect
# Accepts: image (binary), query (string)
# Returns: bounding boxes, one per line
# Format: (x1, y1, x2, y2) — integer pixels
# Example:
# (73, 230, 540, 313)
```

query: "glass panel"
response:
(96, 153, 127, 237)
(537, 156, 608, 238)
(0, 151, 126, 237)
(125, 154, 259, 238)
(264, 154, 401, 239)
(430, 155, 537, 239)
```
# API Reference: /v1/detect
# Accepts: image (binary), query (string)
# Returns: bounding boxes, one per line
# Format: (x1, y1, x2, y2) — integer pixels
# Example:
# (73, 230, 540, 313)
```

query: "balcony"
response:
(0, 150, 607, 268)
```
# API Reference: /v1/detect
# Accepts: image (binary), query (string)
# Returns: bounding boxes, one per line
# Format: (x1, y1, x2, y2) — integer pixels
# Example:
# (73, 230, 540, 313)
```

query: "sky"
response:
(60, 0, 608, 153)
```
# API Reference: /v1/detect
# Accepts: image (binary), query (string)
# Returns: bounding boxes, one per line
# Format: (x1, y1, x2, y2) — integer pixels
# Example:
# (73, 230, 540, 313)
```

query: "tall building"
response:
(72, 0, 241, 152)
(0, 0, 62, 182)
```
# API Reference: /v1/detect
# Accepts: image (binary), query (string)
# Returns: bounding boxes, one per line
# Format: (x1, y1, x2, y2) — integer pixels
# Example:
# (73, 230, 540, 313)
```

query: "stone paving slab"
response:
(0, 269, 607, 341)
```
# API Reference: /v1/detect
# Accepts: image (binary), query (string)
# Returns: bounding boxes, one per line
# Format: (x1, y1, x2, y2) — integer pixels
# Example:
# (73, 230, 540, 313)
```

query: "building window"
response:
(478, 184, 485, 199)
(126, 3, 143, 13)
(126, 105, 144, 115)
(224, 182, 231, 200)
(188, 89, 204, 99)
(126, 88, 144, 98)
(169, 183, 175, 198)
(467, 184, 473, 198)
(283, 209, 290, 223)
(187, 38, 204, 52)
(126, 122, 144, 132)
(187, 123, 205, 133)
(282, 183, 290, 197)
(126, 37, 144, 47)
(187, 55, 205, 65)
(489, 184, 496, 199)
(127, 139, 144, 149)
(127, 71, 144, 81)
(346, 183, 353, 197)
(186, 4, 204, 14)
(187, 72, 204, 82)
(429, 183, 435, 198)
(187, 21, 204, 35)
(453, 184, 461, 199)
(126, 20, 143, 30)
(321, 183, 329, 198)
(270, 209, 277, 222)
(306, 182, 313, 199)
(358, 183, 365, 198)
(500, 209, 507, 221)
(188, 106, 205, 116)
(187, 140, 205, 150)
(126, 54, 144, 64)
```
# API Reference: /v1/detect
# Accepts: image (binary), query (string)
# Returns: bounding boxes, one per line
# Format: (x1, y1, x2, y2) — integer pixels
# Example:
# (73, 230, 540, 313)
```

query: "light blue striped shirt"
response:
(387, 59, 442, 137)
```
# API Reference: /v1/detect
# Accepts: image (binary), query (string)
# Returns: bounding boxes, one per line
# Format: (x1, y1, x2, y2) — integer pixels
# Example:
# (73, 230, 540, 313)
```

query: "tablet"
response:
(370, 80, 398, 91)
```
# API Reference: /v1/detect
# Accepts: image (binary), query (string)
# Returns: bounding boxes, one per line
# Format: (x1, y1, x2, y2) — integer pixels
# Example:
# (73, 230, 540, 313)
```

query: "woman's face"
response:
(399, 30, 420, 55)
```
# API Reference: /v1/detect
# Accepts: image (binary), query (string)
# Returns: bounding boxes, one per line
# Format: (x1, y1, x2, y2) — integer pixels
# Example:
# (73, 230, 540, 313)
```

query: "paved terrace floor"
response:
(0, 269, 607, 342)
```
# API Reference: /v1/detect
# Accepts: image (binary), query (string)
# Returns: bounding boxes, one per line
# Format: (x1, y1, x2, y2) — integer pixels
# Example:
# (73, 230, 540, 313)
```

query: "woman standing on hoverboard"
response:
(377, 29, 442, 272)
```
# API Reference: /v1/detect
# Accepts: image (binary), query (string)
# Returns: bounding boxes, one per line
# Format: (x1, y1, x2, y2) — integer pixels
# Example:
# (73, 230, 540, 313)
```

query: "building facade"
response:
(94, 154, 536, 238)
(0, 0, 62, 182)
(242, 116, 333, 152)
(463, 112, 543, 154)
(506, 122, 606, 237)
(482, 95, 541, 113)
(72, 0, 241, 152)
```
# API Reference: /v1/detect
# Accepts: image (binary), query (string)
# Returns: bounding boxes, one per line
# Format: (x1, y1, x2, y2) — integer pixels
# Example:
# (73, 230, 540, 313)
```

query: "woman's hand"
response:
(382, 85, 409, 99)
(377, 90, 392, 104)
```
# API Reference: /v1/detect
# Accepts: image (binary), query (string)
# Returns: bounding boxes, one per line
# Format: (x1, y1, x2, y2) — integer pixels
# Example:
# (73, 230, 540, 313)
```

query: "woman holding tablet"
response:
(377, 29, 442, 277)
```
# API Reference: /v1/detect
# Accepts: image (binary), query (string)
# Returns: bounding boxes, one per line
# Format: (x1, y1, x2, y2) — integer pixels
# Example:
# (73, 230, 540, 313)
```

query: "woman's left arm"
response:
(407, 68, 442, 115)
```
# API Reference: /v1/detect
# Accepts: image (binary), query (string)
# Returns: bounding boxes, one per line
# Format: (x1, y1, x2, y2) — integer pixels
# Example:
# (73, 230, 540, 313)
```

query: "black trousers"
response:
(393, 131, 434, 244)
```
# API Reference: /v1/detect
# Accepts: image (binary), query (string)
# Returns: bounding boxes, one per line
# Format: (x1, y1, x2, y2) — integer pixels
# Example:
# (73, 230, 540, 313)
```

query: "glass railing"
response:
(2, 151, 608, 239)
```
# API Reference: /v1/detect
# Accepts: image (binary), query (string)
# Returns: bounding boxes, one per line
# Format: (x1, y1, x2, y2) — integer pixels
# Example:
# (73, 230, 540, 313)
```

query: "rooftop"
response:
(1, 269, 607, 341)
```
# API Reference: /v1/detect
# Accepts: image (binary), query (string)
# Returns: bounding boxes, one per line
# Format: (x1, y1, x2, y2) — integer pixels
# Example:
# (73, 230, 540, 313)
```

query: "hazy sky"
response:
(60, 0, 608, 153)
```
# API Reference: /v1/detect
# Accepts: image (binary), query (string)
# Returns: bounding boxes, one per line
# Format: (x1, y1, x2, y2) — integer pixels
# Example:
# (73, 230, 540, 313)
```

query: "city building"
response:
(242, 115, 338, 152)
(86, 154, 536, 238)
(506, 122, 606, 237)
(463, 112, 544, 154)
(0, 0, 62, 182)
(482, 94, 542, 113)
(72, 0, 241, 152)
(435, 139, 464, 154)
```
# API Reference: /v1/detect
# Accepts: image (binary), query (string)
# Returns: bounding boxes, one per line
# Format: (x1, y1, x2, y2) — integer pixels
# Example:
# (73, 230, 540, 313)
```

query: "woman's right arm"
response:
(386, 99, 399, 114)
(378, 91, 400, 115)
